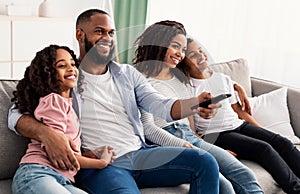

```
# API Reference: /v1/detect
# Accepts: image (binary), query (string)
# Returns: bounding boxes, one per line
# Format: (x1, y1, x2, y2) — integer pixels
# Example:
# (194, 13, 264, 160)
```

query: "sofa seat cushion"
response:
(240, 160, 285, 194)
(140, 184, 189, 194)
(0, 179, 12, 194)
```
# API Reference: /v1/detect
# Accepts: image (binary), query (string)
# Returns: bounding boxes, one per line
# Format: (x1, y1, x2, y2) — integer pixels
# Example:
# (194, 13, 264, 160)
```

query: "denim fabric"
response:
(164, 123, 263, 194)
(214, 122, 300, 194)
(12, 164, 87, 194)
(75, 147, 219, 194)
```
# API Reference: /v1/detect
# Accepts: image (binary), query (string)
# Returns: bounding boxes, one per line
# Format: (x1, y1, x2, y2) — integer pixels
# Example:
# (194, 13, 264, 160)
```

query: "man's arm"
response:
(15, 114, 80, 170)
(171, 92, 221, 120)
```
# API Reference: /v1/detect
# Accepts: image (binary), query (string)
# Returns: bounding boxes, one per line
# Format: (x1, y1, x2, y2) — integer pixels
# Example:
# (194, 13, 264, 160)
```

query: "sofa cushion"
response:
(241, 160, 285, 194)
(140, 184, 189, 194)
(209, 58, 252, 97)
(0, 179, 12, 194)
(251, 77, 300, 139)
(0, 80, 29, 180)
(249, 87, 300, 144)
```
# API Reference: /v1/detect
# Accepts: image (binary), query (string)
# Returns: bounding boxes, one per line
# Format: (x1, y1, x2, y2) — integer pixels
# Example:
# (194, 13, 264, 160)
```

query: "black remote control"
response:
(191, 93, 232, 109)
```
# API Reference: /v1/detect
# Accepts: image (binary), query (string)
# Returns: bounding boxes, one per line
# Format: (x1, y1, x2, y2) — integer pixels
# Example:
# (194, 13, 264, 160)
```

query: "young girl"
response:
(133, 20, 263, 194)
(11, 45, 115, 194)
(180, 37, 300, 194)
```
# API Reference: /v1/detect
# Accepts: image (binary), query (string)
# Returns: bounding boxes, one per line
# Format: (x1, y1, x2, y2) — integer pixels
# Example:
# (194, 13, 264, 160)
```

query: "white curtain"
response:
(148, 0, 300, 88)
(99, 0, 115, 23)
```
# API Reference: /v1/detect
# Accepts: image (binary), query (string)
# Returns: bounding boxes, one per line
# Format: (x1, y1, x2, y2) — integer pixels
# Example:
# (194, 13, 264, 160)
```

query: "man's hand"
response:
(42, 130, 80, 171)
(16, 115, 80, 170)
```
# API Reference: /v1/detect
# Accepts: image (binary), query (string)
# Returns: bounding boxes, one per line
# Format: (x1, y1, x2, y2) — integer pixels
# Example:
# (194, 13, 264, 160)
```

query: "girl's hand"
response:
(96, 146, 116, 165)
(234, 83, 252, 115)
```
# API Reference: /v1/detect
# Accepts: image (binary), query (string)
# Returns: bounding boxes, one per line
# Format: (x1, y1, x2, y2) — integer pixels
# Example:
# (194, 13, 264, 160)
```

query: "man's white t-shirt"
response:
(80, 67, 142, 157)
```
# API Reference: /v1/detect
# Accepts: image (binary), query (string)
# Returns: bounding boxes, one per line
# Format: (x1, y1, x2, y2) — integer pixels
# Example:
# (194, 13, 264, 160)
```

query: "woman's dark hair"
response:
(133, 20, 189, 83)
(177, 37, 195, 81)
(11, 45, 80, 114)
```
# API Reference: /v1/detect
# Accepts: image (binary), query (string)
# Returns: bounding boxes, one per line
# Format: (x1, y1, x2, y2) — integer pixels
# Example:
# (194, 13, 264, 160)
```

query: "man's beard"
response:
(84, 36, 115, 65)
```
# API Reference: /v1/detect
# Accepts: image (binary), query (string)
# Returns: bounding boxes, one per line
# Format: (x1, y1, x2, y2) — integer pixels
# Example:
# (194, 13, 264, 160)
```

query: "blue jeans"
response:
(75, 146, 219, 194)
(213, 122, 300, 194)
(164, 122, 263, 194)
(12, 164, 87, 194)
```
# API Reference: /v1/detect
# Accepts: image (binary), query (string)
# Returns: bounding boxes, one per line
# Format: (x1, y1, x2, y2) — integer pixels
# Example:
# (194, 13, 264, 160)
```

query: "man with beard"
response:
(8, 9, 221, 194)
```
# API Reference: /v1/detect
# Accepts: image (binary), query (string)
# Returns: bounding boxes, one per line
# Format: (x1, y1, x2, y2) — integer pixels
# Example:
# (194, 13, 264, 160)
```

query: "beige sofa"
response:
(1, 59, 299, 193)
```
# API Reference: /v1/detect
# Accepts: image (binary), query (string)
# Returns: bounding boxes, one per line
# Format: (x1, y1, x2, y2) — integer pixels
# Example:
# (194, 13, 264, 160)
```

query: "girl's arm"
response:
(77, 146, 115, 169)
(234, 83, 252, 115)
(76, 155, 109, 169)
(231, 103, 262, 127)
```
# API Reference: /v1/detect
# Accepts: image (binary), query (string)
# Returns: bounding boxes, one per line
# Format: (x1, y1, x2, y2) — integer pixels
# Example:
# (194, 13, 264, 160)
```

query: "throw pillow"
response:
(209, 58, 252, 97)
(249, 87, 300, 144)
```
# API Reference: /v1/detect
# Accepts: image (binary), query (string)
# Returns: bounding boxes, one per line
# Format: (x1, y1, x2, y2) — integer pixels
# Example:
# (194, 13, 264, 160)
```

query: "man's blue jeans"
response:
(75, 147, 219, 194)
(164, 122, 263, 194)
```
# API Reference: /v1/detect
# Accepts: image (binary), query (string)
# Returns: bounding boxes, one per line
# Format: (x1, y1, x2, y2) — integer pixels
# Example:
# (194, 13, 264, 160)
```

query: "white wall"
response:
(0, 0, 106, 17)
(0, 0, 114, 79)
(148, 0, 300, 89)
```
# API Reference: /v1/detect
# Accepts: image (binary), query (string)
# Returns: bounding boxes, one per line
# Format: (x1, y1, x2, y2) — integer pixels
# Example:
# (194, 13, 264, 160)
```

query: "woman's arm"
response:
(231, 103, 262, 127)
(188, 115, 195, 131)
(140, 109, 188, 147)
(234, 83, 252, 115)
(171, 92, 221, 120)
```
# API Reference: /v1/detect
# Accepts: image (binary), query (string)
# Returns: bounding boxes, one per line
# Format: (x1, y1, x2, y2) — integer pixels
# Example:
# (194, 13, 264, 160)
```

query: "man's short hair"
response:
(76, 9, 109, 28)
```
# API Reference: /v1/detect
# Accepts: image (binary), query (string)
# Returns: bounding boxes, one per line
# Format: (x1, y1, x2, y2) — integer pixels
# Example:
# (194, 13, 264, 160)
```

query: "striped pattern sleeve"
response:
(140, 108, 187, 147)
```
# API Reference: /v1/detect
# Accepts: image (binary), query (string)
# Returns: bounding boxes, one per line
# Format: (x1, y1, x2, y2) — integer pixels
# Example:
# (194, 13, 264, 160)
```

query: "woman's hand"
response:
(234, 83, 252, 115)
(226, 149, 237, 157)
(183, 142, 194, 148)
(195, 92, 221, 119)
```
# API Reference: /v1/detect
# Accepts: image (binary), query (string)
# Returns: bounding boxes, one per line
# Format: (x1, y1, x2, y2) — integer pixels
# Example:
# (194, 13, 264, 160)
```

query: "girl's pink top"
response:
(20, 93, 81, 182)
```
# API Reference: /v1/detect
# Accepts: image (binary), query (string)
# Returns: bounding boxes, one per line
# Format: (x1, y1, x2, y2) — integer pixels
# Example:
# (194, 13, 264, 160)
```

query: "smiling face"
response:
(55, 48, 78, 97)
(77, 13, 115, 65)
(164, 34, 187, 69)
(186, 39, 209, 77)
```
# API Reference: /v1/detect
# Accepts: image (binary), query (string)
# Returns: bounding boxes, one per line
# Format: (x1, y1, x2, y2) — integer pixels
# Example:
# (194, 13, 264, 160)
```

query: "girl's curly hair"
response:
(11, 45, 80, 114)
(132, 20, 189, 84)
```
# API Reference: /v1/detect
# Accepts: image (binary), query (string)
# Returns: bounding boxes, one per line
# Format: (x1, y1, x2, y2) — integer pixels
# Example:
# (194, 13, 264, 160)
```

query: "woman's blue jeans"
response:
(12, 164, 87, 194)
(75, 146, 219, 194)
(164, 122, 263, 194)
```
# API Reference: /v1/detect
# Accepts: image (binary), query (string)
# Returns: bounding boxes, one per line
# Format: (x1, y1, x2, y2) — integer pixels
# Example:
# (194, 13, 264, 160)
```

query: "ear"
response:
(76, 28, 84, 42)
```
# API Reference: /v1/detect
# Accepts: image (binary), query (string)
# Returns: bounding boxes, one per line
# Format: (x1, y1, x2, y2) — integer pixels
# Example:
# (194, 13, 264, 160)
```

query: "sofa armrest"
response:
(251, 77, 300, 138)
